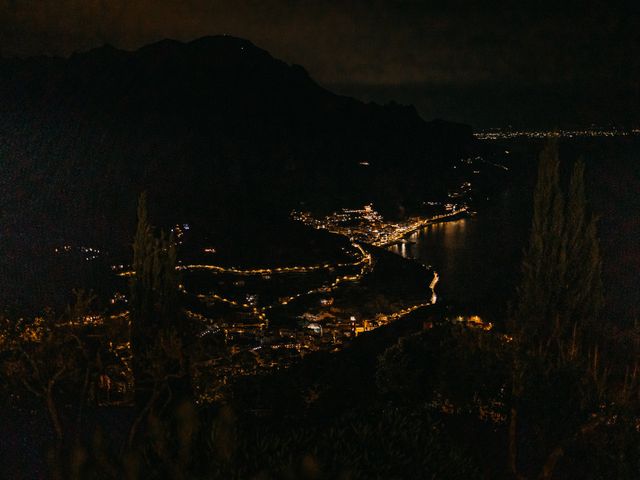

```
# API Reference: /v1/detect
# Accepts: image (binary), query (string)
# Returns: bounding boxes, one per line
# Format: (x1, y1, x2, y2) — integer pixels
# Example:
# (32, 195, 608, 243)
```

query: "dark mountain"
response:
(0, 35, 476, 311)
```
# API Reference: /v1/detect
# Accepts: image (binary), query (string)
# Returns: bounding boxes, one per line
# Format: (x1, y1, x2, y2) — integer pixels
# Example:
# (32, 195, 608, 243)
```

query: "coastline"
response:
(376, 208, 469, 248)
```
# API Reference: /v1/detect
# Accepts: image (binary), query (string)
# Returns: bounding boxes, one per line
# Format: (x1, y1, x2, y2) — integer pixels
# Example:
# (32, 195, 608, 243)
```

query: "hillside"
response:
(0, 35, 477, 311)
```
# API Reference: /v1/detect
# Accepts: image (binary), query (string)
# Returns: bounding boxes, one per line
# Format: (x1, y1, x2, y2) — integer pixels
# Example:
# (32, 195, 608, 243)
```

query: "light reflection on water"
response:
(388, 202, 527, 316)
(389, 137, 640, 319)
(390, 218, 469, 265)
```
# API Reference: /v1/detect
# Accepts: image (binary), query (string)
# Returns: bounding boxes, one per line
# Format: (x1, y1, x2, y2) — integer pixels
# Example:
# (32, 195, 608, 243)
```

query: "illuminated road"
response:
(180, 208, 462, 326)
(114, 207, 457, 353)
(184, 242, 373, 325)
(429, 271, 439, 304)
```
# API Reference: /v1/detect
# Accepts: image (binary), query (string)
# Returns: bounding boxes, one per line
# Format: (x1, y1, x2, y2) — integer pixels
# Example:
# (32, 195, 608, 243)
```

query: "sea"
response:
(389, 136, 640, 324)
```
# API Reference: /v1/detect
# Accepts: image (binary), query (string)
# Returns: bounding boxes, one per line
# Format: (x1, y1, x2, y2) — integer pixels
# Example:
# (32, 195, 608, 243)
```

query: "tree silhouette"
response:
(564, 158, 604, 334)
(508, 141, 610, 479)
(0, 290, 99, 448)
(513, 141, 604, 350)
(130, 192, 179, 334)
(513, 140, 567, 345)
(129, 193, 190, 420)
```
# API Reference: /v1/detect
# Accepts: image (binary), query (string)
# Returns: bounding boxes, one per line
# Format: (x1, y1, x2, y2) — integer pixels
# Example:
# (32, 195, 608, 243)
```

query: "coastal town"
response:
(52, 198, 476, 403)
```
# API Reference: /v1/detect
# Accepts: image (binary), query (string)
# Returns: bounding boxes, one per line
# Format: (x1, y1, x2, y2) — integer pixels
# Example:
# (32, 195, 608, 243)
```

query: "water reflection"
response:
(388, 204, 526, 316)
(390, 219, 469, 265)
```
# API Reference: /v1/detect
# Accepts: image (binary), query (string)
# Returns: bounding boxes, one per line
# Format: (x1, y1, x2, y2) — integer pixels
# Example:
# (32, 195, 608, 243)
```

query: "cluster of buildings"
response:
(475, 127, 639, 140)
(54, 203, 454, 404)
(191, 297, 427, 402)
(53, 244, 103, 261)
(292, 203, 467, 247)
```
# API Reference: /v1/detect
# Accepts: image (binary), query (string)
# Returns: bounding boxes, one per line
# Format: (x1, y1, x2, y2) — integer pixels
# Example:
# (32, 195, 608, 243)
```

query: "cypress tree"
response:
(564, 158, 604, 335)
(508, 142, 605, 477)
(130, 193, 179, 331)
(514, 141, 603, 348)
(130, 192, 153, 331)
(129, 193, 183, 406)
(514, 140, 567, 344)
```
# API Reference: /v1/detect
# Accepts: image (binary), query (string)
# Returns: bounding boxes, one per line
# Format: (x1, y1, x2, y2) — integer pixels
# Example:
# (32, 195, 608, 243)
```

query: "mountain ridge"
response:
(0, 35, 477, 311)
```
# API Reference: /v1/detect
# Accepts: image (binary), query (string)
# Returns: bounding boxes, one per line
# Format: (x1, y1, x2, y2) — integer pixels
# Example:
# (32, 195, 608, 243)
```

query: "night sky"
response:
(1, 0, 638, 128)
